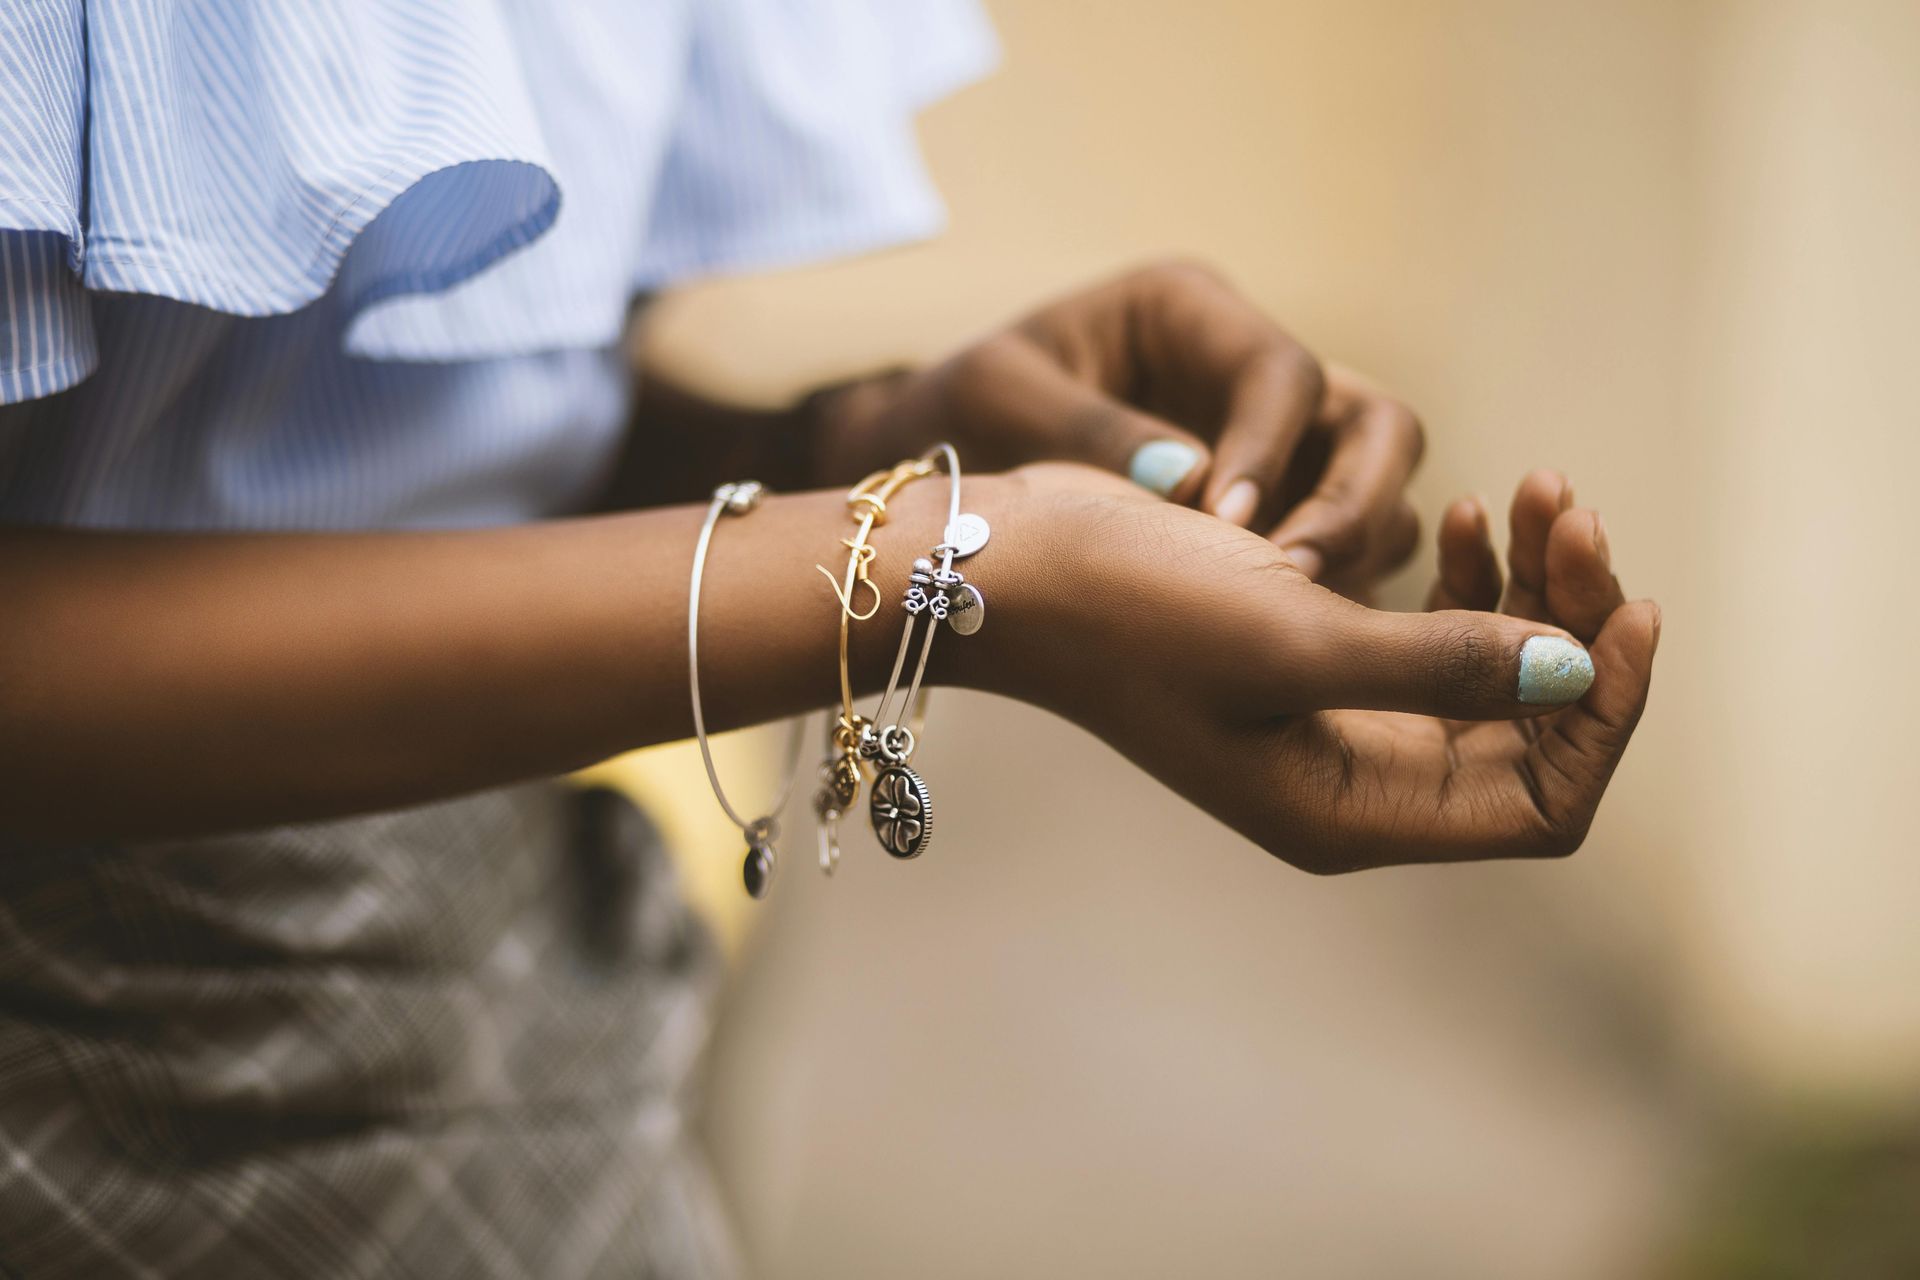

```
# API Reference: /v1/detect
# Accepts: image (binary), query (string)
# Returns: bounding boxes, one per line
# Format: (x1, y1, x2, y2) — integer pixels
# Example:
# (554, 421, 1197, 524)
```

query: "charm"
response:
(870, 764, 933, 859)
(812, 753, 863, 876)
(716, 480, 764, 515)
(742, 824, 776, 899)
(927, 564, 964, 620)
(947, 582, 985, 635)
(903, 557, 934, 615)
(942, 513, 991, 559)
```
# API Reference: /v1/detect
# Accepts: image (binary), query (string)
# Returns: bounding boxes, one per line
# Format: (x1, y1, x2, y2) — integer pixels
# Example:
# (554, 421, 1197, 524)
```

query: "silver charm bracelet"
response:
(687, 480, 807, 899)
(858, 442, 991, 860)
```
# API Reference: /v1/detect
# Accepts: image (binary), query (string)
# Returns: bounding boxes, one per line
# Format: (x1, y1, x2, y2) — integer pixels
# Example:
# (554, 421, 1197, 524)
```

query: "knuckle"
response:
(1276, 342, 1326, 406)
(1375, 398, 1426, 462)
(1425, 618, 1507, 709)
(1059, 399, 1128, 458)
(954, 332, 1019, 380)
(1300, 501, 1368, 566)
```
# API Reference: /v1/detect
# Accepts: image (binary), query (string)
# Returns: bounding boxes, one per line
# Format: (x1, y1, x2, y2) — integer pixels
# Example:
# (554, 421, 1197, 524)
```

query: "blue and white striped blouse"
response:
(0, 0, 996, 529)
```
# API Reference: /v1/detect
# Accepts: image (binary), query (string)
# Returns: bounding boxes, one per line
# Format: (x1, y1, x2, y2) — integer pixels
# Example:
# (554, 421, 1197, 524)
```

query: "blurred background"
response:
(623, 1, 1920, 1275)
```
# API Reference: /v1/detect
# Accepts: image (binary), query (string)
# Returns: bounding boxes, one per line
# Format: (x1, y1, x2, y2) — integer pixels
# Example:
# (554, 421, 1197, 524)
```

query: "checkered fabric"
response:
(0, 783, 738, 1279)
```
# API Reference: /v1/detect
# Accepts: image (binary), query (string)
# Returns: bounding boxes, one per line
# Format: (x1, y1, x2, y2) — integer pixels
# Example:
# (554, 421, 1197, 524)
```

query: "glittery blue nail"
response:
(1517, 636, 1595, 705)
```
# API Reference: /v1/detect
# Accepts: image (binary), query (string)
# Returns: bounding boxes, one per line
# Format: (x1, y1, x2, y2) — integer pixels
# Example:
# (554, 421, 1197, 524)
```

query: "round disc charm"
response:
(946, 582, 985, 635)
(942, 513, 991, 559)
(869, 764, 933, 859)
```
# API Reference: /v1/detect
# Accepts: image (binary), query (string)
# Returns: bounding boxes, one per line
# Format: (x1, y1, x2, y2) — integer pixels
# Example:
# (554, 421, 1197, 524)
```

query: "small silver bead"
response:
(718, 480, 764, 514)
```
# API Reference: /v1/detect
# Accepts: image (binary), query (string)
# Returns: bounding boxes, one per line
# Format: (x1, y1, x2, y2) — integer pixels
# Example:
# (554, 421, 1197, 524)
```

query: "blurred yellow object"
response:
(572, 726, 790, 957)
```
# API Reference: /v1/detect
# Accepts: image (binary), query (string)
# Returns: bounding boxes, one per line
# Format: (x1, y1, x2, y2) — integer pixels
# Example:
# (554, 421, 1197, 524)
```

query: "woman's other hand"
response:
(954, 464, 1659, 873)
(819, 261, 1426, 597)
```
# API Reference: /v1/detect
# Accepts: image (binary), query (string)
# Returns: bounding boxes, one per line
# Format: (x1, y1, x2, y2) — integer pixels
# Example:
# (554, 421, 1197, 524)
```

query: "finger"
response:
(1425, 496, 1502, 612)
(1543, 508, 1626, 643)
(1294, 598, 1657, 868)
(1268, 391, 1425, 581)
(1501, 468, 1571, 621)
(1270, 592, 1595, 721)
(1203, 344, 1324, 528)
(969, 335, 1213, 502)
(1316, 502, 1418, 604)
(1516, 598, 1661, 851)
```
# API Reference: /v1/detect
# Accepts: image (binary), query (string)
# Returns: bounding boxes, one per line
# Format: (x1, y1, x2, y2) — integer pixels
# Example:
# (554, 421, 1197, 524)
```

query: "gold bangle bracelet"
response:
(811, 455, 938, 873)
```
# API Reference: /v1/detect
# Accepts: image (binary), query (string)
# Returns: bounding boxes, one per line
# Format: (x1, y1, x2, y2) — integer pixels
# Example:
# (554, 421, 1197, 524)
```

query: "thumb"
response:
(978, 335, 1212, 503)
(1275, 592, 1599, 720)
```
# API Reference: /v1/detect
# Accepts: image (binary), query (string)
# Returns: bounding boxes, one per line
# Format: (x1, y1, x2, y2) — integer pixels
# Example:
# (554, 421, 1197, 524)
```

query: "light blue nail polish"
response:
(1517, 635, 1595, 705)
(1128, 440, 1201, 497)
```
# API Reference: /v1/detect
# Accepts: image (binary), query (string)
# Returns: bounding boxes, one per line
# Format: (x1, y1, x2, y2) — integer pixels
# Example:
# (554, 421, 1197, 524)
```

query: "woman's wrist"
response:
(842, 467, 1079, 706)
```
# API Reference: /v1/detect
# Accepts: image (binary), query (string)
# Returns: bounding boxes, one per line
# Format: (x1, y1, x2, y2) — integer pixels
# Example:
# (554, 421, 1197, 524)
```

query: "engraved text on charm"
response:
(870, 765, 933, 859)
(947, 582, 984, 635)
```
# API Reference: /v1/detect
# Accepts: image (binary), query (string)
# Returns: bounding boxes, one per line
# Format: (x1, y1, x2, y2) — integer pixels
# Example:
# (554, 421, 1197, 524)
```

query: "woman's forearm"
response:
(0, 476, 1031, 843)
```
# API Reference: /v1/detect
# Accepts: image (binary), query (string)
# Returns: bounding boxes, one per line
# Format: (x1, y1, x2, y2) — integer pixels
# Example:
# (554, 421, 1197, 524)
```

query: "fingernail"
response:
(1471, 495, 1492, 537)
(1213, 478, 1261, 527)
(1558, 478, 1575, 512)
(1517, 635, 1595, 705)
(1281, 543, 1323, 579)
(1128, 440, 1202, 497)
(1592, 512, 1611, 562)
(1650, 601, 1663, 650)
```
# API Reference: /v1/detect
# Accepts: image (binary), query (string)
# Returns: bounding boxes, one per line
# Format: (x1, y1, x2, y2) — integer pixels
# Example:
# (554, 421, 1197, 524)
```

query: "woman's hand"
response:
(817, 261, 1426, 596)
(954, 464, 1658, 872)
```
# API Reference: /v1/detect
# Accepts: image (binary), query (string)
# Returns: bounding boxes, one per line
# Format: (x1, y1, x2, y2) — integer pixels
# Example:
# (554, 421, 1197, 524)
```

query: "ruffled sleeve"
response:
(351, 0, 999, 358)
(0, 0, 997, 400)
(0, 0, 562, 404)
(629, 0, 1000, 287)
(0, 0, 96, 403)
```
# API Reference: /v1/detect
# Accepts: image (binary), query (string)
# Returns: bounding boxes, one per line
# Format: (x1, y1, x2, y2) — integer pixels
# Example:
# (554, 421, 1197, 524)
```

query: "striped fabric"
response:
(0, 0, 997, 528)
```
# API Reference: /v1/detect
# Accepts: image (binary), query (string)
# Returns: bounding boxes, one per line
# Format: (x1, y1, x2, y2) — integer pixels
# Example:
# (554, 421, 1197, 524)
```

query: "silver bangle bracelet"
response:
(857, 442, 991, 860)
(687, 480, 807, 899)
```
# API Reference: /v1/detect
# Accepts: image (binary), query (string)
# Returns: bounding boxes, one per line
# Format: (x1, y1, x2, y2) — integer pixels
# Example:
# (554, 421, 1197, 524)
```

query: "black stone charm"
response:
(742, 841, 774, 899)
(869, 764, 933, 859)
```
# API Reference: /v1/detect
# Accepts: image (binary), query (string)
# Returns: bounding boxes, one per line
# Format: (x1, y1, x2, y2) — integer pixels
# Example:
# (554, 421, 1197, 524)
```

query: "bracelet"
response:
(812, 455, 940, 873)
(857, 442, 990, 860)
(688, 480, 807, 899)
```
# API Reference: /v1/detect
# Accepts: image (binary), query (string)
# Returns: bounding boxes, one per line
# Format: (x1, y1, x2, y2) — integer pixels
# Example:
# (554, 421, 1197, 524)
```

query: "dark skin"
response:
(0, 263, 1657, 870)
(608, 262, 1423, 593)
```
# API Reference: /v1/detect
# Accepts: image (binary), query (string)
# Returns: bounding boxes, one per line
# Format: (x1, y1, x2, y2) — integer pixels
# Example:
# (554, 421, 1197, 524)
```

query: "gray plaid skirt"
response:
(0, 783, 739, 1279)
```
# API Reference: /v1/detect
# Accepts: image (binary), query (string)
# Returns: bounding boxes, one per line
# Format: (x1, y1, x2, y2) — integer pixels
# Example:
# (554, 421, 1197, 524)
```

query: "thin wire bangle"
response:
(810, 456, 939, 874)
(688, 479, 807, 898)
(868, 442, 963, 740)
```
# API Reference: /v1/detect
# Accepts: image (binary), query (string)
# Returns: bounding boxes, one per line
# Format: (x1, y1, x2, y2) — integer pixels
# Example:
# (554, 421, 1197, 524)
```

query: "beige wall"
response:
(646, 2, 1920, 1275)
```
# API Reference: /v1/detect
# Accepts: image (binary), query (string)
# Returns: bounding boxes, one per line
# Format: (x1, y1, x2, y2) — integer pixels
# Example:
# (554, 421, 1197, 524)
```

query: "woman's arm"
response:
(0, 464, 1656, 872)
(0, 477, 1004, 843)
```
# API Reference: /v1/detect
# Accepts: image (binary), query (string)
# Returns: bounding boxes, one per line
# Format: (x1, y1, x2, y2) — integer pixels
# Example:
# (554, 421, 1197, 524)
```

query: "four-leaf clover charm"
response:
(869, 765, 933, 859)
